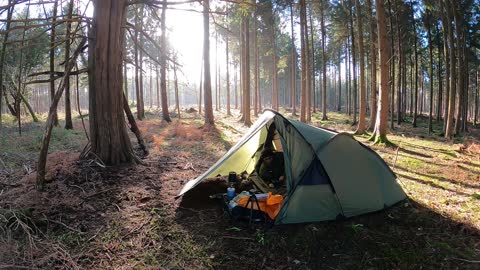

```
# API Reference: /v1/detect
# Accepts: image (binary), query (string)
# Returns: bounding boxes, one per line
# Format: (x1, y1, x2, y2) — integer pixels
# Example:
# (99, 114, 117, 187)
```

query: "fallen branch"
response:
(43, 217, 85, 235)
(450, 257, 480, 264)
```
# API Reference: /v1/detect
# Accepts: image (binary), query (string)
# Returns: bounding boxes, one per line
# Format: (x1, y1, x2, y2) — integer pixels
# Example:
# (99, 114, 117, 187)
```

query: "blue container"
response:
(227, 187, 236, 199)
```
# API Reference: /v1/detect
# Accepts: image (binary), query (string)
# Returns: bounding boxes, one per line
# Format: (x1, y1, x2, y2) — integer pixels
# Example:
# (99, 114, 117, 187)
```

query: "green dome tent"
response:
(178, 110, 406, 224)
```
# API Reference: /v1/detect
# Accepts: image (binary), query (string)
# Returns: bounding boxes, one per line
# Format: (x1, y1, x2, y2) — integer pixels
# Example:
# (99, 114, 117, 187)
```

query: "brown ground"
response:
(0, 110, 479, 269)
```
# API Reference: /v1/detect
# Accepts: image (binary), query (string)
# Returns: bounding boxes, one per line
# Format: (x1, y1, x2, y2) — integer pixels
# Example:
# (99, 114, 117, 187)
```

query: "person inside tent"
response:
(255, 147, 285, 189)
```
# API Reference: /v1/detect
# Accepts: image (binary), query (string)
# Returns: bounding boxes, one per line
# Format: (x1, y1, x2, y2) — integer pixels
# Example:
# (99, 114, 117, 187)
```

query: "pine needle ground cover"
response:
(0, 110, 479, 269)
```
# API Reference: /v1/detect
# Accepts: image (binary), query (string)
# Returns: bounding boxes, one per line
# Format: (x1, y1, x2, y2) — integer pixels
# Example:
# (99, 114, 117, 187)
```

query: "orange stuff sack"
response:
(236, 192, 284, 220)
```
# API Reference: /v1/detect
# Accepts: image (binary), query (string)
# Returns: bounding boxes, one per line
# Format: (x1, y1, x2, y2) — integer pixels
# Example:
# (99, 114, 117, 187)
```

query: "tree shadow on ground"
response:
(175, 185, 480, 270)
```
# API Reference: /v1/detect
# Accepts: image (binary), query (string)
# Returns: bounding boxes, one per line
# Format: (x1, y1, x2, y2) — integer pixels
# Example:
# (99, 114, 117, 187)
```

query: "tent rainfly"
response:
(178, 110, 406, 224)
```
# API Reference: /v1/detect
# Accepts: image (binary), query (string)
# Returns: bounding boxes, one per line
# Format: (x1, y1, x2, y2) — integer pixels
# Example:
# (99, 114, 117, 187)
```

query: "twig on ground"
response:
(83, 188, 118, 199)
(222, 236, 254, 241)
(0, 265, 39, 269)
(87, 225, 104, 242)
(43, 217, 85, 234)
(449, 257, 480, 263)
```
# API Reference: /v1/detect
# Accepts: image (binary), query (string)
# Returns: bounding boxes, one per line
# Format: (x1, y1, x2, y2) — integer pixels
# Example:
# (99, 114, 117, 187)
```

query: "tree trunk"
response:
(371, 0, 390, 144)
(387, 0, 394, 130)
(50, 0, 59, 126)
(134, 7, 142, 120)
(272, 16, 279, 112)
(412, 0, 419, 127)
(474, 70, 478, 127)
(367, 0, 377, 130)
(0, 0, 14, 127)
(320, 1, 327, 121)
(241, 13, 251, 126)
(173, 61, 180, 118)
(290, 1, 297, 116)
(203, 0, 214, 125)
(299, 0, 307, 123)
(304, 5, 311, 122)
(20, 92, 38, 122)
(226, 33, 231, 116)
(123, 92, 148, 155)
(309, 10, 316, 113)
(426, 10, 434, 134)
(64, 0, 74, 130)
(253, 10, 259, 116)
(198, 62, 203, 113)
(396, 2, 402, 125)
(37, 38, 87, 190)
(444, 0, 456, 138)
(338, 49, 342, 112)
(88, 0, 135, 165)
(160, 0, 171, 122)
(354, 0, 366, 134)
(349, 0, 357, 124)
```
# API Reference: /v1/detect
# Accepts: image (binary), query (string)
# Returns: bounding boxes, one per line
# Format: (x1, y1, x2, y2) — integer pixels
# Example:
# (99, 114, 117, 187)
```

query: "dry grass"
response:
(1, 108, 479, 269)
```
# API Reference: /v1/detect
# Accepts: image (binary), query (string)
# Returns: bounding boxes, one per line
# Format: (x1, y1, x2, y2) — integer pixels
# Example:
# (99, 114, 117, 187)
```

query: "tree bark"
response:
(349, 0, 357, 124)
(203, 0, 214, 125)
(320, 0, 327, 121)
(299, 0, 307, 122)
(412, 0, 419, 127)
(50, 0, 59, 126)
(160, 0, 171, 122)
(241, 13, 251, 126)
(226, 32, 231, 116)
(444, 0, 456, 139)
(64, 0, 74, 130)
(290, 1, 297, 116)
(426, 8, 434, 134)
(88, 0, 135, 165)
(354, 0, 366, 134)
(371, 0, 390, 144)
(367, 0, 377, 130)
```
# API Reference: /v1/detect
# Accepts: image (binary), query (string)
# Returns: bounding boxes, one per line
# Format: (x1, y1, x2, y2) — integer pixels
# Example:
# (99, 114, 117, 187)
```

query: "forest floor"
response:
(0, 108, 479, 270)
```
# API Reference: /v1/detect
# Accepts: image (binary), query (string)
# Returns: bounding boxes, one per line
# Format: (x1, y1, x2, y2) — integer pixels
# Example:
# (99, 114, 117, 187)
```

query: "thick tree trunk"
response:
(371, 0, 390, 144)
(88, 0, 135, 165)
(354, 0, 366, 134)
(203, 0, 214, 125)
(64, 0, 74, 130)
(440, 0, 450, 132)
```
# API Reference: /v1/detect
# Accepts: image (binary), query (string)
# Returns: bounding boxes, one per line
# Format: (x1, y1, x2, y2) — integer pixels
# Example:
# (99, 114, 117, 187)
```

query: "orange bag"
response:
(236, 192, 284, 220)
